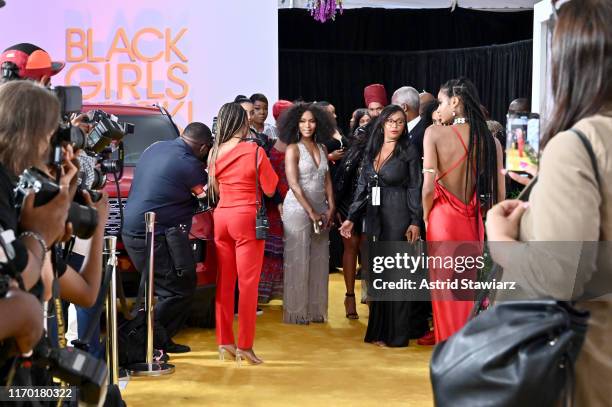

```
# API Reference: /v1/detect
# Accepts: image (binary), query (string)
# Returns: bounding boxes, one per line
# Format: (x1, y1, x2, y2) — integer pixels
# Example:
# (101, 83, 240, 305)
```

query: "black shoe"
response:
(154, 349, 170, 362)
(165, 341, 191, 353)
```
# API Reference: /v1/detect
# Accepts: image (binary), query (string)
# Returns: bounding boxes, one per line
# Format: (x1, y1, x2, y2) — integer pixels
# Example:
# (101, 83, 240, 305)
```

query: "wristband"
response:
(19, 231, 47, 263)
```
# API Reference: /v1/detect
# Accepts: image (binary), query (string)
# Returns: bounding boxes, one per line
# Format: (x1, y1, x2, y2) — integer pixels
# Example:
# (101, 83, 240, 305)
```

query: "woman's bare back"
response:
(432, 124, 475, 204)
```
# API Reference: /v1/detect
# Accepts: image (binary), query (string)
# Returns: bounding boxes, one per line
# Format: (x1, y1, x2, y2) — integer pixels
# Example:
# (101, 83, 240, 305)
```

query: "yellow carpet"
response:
(122, 273, 434, 406)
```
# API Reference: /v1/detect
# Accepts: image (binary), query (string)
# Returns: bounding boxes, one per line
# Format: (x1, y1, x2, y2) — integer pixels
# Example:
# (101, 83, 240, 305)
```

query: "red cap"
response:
(364, 84, 388, 107)
(272, 100, 293, 121)
(0, 43, 65, 81)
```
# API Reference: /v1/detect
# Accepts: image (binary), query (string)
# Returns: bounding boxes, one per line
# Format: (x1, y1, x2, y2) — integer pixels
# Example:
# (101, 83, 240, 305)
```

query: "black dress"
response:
(334, 126, 370, 231)
(347, 144, 423, 347)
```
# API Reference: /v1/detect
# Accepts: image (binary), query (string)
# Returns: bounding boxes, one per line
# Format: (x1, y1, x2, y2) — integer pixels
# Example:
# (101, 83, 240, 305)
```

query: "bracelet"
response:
(422, 168, 435, 174)
(19, 231, 47, 263)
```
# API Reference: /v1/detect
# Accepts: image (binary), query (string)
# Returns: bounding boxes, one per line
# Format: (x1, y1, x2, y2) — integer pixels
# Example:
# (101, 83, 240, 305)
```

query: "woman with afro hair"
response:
(278, 103, 336, 324)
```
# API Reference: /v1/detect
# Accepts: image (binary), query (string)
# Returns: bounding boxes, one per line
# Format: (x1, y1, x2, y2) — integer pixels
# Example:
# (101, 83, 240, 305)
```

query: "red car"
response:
(82, 103, 216, 327)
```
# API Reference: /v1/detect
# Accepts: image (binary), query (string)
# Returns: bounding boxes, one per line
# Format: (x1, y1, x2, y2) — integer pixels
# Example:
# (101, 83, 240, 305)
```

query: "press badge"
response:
(371, 186, 381, 206)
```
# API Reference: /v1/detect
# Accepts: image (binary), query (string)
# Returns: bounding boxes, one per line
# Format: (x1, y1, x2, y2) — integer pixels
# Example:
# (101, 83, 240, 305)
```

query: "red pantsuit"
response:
(213, 142, 278, 349)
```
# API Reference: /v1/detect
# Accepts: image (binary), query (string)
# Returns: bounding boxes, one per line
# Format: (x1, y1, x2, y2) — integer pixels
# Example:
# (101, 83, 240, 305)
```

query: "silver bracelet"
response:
(19, 231, 47, 263)
(422, 168, 435, 174)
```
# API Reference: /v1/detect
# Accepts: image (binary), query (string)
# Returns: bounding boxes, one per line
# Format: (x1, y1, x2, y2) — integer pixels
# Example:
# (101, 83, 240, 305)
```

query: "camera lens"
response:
(69, 126, 87, 150)
(68, 202, 99, 239)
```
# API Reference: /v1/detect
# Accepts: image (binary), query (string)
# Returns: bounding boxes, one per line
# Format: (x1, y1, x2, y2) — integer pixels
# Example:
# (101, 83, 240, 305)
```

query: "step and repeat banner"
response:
(0, 0, 279, 128)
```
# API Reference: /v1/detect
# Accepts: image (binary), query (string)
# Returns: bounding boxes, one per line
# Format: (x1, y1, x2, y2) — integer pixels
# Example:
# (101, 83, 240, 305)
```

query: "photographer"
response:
(122, 122, 213, 353)
(0, 80, 75, 291)
(39, 175, 109, 308)
(1, 41, 110, 315)
(0, 79, 76, 383)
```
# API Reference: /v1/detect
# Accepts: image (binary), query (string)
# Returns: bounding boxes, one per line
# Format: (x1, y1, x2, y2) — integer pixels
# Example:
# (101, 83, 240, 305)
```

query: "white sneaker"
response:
(256, 308, 264, 316)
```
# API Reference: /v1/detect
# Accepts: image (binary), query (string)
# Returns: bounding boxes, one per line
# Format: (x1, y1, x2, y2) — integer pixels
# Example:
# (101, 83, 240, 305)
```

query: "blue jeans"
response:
(76, 305, 105, 359)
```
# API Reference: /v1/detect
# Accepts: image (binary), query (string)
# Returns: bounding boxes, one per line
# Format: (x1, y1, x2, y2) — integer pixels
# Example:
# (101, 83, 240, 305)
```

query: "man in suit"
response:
(392, 86, 425, 162)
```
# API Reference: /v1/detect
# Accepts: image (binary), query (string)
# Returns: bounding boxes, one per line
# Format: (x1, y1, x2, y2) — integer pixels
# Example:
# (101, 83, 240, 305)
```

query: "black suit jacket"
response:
(408, 118, 426, 164)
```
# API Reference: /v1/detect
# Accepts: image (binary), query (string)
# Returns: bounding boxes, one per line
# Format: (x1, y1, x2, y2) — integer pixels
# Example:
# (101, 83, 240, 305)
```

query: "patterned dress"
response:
(258, 146, 289, 303)
(282, 141, 330, 324)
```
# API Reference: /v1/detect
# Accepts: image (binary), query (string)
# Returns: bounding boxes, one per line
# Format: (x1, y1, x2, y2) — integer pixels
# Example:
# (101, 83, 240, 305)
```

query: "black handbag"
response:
(430, 129, 600, 407)
(255, 146, 269, 240)
(431, 299, 589, 407)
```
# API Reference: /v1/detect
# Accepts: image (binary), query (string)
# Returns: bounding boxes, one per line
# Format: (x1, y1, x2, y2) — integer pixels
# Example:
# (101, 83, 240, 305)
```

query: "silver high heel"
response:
(235, 348, 263, 366)
(218, 345, 237, 361)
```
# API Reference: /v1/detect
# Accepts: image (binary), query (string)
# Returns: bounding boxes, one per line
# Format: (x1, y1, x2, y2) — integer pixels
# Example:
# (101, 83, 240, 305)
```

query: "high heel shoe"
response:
(235, 348, 263, 366)
(218, 344, 237, 361)
(344, 293, 359, 320)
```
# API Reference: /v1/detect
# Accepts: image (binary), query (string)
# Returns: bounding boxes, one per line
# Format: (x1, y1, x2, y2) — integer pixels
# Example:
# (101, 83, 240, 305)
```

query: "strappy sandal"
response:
(344, 293, 359, 320)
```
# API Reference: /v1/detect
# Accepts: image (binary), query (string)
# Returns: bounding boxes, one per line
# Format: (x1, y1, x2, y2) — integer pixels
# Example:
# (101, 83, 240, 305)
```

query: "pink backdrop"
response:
(0, 0, 279, 128)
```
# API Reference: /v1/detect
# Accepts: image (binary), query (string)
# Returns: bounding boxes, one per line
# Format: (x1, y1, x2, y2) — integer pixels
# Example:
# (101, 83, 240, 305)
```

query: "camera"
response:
(52, 87, 132, 154)
(14, 167, 98, 239)
(31, 337, 108, 405)
(83, 109, 134, 154)
(52, 87, 132, 202)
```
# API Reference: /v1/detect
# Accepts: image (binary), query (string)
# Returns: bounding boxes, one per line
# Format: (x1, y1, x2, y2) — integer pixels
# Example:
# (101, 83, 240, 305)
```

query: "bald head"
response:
(419, 92, 435, 116)
(508, 98, 530, 114)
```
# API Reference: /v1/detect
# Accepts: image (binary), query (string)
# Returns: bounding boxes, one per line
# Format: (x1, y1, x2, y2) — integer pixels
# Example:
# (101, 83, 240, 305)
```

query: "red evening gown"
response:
(426, 126, 483, 343)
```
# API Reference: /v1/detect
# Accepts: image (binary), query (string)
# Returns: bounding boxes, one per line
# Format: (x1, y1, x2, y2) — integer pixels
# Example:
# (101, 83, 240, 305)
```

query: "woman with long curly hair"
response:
(278, 103, 336, 324)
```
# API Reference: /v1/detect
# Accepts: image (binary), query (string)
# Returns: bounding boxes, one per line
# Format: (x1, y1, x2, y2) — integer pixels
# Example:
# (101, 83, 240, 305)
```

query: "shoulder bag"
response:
(255, 146, 269, 240)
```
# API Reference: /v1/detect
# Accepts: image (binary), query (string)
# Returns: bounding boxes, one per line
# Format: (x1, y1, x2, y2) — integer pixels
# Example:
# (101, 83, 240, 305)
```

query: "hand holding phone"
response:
(505, 113, 540, 173)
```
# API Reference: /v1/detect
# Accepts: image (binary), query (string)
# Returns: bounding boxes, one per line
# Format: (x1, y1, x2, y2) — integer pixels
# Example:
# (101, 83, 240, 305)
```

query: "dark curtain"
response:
(279, 40, 532, 130)
(279, 8, 533, 52)
(278, 7, 533, 131)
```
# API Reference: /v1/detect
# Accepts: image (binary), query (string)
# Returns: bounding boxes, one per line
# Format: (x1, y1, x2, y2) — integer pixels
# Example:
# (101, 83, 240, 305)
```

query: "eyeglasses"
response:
(385, 118, 406, 128)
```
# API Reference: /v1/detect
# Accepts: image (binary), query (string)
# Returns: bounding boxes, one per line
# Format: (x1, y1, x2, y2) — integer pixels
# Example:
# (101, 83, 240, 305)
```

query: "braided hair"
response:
(439, 78, 499, 214)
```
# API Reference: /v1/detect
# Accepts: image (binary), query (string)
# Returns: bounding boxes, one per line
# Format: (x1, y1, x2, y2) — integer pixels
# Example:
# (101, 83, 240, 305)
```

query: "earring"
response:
(452, 111, 456, 117)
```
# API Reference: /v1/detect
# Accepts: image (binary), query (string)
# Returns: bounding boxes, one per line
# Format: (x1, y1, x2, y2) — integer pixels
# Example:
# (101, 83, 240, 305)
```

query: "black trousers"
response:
(122, 230, 196, 343)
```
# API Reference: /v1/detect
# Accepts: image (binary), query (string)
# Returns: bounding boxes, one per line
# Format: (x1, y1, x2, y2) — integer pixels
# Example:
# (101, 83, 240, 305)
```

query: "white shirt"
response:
(407, 116, 422, 133)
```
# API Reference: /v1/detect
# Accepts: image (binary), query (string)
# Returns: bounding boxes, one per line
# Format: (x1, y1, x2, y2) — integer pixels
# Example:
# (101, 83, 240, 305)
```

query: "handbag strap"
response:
(255, 145, 263, 213)
(569, 128, 601, 188)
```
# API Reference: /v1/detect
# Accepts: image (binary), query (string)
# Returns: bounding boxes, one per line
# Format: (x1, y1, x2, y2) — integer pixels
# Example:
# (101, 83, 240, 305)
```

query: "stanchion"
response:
(103, 236, 120, 384)
(128, 211, 175, 376)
